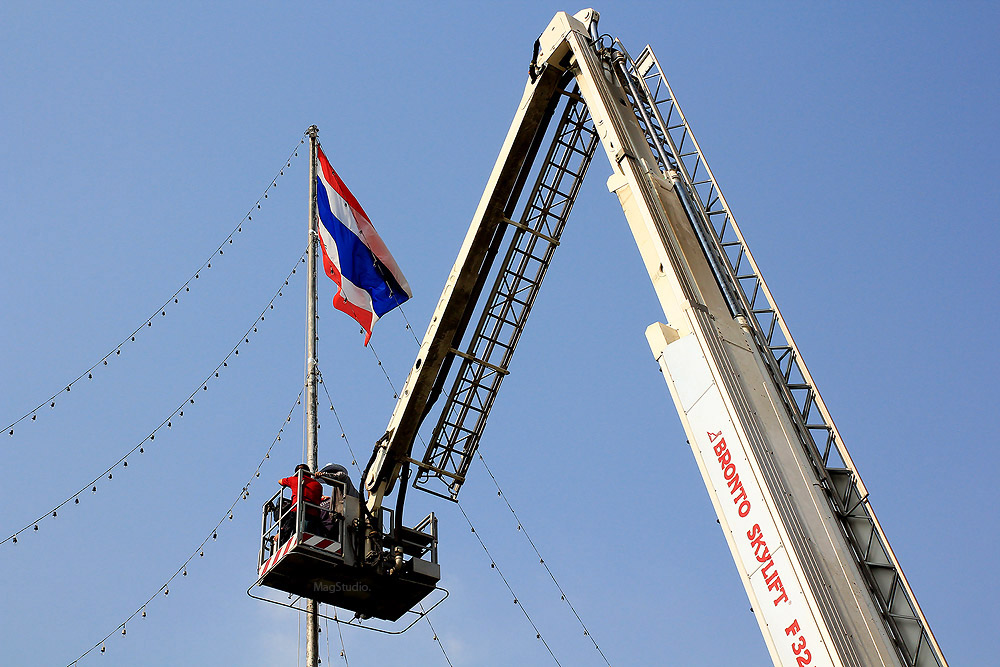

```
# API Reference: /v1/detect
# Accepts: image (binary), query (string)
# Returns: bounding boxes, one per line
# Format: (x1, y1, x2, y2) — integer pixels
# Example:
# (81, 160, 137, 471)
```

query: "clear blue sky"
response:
(1, 2, 996, 665)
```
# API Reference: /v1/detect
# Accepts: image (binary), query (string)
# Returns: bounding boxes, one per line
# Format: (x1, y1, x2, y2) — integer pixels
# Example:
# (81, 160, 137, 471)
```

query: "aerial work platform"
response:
(253, 472, 440, 622)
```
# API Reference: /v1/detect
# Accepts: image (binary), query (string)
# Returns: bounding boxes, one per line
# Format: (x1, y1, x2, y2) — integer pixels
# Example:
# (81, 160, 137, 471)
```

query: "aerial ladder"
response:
(256, 9, 948, 666)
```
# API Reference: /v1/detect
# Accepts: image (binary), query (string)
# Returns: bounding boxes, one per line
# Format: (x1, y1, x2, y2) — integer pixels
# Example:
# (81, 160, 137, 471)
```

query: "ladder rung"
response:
(448, 348, 510, 376)
(408, 457, 465, 482)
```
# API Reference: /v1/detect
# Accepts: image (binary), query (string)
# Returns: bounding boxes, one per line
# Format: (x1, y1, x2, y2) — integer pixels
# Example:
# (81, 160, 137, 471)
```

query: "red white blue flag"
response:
(315, 145, 412, 345)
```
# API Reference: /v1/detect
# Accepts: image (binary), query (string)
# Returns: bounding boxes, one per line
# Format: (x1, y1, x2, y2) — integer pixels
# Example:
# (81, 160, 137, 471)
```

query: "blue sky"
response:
(1, 2, 996, 665)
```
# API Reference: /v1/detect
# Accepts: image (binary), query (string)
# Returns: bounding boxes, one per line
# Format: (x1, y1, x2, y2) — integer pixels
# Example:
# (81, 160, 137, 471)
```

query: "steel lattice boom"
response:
(415, 91, 599, 500)
(358, 11, 948, 667)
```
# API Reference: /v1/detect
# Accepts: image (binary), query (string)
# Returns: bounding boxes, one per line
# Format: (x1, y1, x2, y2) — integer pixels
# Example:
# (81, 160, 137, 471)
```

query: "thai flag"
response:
(315, 145, 412, 344)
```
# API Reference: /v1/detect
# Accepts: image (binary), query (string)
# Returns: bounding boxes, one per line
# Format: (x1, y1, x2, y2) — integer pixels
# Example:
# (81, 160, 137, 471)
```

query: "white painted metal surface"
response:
(649, 324, 836, 666)
(537, 10, 920, 665)
(361, 9, 947, 666)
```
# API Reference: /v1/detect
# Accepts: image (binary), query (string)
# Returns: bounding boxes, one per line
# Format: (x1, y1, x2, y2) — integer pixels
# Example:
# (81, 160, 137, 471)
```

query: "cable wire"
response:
(457, 502, 562, 666)
(478, 451, 611, 665)
(418, 602, 454, 666)
(3, 248, 308, 547)
(366, 338, 398, 398)
(5, 135, 306, 439)
(364, 337, 562, 666)
(316, 367, 361, 471)
(66, 386, 304, 666)
(396, 305, 423, 347)
(323, 610, 332, 665)
(392, 303, 609, 662)
(318, 363, 455, 667)
(331, 607, 350, 665)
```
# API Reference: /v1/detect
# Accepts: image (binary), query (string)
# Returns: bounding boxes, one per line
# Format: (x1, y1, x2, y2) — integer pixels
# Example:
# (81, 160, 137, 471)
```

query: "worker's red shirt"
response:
(279, 475, 323, 516)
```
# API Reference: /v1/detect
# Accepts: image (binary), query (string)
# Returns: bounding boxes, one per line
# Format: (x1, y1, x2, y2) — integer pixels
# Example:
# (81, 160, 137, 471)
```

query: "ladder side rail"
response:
(641, 58, 944, 667)
(634, 47, 858, 491)
(617, 51, 842, 497)
(410, 85, 582, 496)
(465, 98, 598, 406)
(630, 46, 946, 667)
(364, 65, 570, 509)
(615, 41, 931, 667)
(414, 74, 572, 445)
(562, 27, 867, 664)
(419, 107, 596, 494)
(416, 95, 600, 498)
(417, 107, 581, 491)
(641, 54, 941, 666)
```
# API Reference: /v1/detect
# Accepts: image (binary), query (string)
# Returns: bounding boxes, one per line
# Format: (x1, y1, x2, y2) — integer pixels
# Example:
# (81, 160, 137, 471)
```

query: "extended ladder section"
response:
(363, 11, 946, 666)
(414, 91, 599, 499)
(619, 45, 945, 667)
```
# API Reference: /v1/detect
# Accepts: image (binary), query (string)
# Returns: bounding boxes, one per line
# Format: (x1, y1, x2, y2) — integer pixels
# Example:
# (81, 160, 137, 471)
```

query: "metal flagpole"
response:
(304, 124, 321, 667)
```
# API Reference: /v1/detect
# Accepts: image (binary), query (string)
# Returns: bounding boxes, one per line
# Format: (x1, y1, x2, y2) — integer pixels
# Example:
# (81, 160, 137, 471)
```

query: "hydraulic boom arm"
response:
(362, 9, 947, 666)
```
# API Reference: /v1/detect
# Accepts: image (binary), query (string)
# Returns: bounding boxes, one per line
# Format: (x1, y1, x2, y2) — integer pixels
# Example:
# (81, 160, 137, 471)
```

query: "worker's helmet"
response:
(319, 463, 350, 478)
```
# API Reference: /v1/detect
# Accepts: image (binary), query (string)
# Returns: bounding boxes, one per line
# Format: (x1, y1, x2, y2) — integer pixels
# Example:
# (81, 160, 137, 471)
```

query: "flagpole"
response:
(304, 124, 321, 667)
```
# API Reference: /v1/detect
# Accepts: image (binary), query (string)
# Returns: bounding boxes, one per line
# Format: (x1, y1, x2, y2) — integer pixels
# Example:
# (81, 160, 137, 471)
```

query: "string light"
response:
(396, 305, 423, 347)
(478, 451, 611, 665)
(4, 136, 304, 439)
(404, 304, 609, 658)
(315, 368, 362, 474)
(456, 502, 561, 665)
(2, 249, 308, 548)
(323, 607, 351, 666)
(417, 602, 454, 666)
(64, 387, 302, 666)
(358, 336, 561, 665)
(366, 342, 398, 399)
(371, 312, 590, 665)
(317, 370, 450, 666)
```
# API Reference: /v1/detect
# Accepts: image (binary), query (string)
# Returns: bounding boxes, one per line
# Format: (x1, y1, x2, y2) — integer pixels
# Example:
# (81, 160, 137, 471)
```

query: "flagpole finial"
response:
(306, 125, 319, 139)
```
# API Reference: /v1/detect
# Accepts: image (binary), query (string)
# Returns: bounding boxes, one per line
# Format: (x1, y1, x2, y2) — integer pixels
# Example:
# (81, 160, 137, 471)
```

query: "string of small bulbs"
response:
(5, 136, 306, 440)
(477, 451, 612, 665)
(417, 602, 455, 667)
(365, 334, 562, 666)
(455, 501, 563, 665)
(316, 361, 454, 665)
(315, 367, 362, 472)
(65, 386, 304, 666)
(2, 248, 308, 548)
(325, 608, 350, 665)
(394, 302, 609, 662)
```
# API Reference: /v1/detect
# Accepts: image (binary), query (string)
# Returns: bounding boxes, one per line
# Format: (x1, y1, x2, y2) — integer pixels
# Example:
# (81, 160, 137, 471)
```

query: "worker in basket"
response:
(277, 463, 324, 545)
(315, 462, 358, 538)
